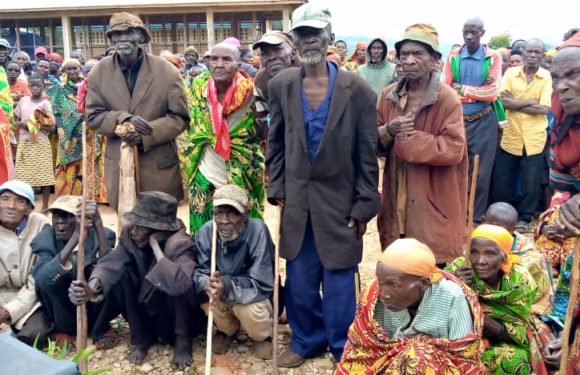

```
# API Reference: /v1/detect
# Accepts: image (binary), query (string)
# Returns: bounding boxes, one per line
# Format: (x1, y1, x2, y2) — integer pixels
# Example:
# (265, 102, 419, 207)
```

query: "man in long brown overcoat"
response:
(86, 12, 188, 210)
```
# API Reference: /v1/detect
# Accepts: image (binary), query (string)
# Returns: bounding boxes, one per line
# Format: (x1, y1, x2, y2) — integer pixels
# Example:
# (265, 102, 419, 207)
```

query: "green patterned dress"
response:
(446, 258, 552, 375)
(183, 72, 264, 233)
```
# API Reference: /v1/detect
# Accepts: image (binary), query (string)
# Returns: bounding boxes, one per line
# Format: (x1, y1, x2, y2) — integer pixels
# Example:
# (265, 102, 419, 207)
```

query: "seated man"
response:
(194, 184, 274, 360)
(31, 196, 118, 348)
(0, 180, 49, 345)
(337, 238, 484, 374)
(448, 224, 553, 374)
(484, 202, 554, 315)
(69, 192, 201, 370)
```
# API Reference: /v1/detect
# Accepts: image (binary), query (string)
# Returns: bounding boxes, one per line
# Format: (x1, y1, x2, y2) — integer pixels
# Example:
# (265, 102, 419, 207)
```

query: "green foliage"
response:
(488, 32, 512, 50)
(33, 336, 112, 375)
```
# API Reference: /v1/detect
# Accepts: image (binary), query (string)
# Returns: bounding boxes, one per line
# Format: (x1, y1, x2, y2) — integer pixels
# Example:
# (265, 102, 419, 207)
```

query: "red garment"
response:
(0, 108, 14, 184)
(77, 79, 87, 114)
(9, 80, 31, 98)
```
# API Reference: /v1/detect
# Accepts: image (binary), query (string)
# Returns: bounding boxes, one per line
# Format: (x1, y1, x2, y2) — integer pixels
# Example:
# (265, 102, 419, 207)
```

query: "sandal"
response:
(515, 221, 529, 233)
(94, 328, 120, 350)
(50, 332, 76, 348)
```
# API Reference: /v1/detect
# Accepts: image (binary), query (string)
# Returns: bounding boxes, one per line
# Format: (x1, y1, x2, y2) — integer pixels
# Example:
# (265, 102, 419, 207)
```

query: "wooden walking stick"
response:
(272, 206, 282, 374)
(133, 145, 141, 194)
(560, 239, 580, 370)
(465, 154, 480, 265)
(76, 122, 90, 373)
(205, 219, 218, 375)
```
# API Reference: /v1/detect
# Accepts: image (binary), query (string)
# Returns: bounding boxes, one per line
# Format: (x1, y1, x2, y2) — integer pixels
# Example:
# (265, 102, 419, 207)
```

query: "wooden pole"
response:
(205, 220, 218, 375)
(272, 206, 282, 374)
(560, 239, 580, 370)
(133, 145, 141, 194)
(465, 154, 480, 265)
(76, 123, 89, 373)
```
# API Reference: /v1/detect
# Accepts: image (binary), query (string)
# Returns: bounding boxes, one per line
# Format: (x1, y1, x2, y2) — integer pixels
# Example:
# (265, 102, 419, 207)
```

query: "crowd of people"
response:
(0, 2, 579, 374)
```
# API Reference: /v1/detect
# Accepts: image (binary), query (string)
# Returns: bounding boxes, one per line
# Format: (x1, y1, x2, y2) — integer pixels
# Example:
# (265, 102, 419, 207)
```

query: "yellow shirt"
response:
(500, 66, 552, 156)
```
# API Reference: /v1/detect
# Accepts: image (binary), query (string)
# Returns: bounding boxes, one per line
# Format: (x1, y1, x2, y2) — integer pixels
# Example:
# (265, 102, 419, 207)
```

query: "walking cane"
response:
(465, 154, 480, 265)
(272, 206, 282, 374)
(133, 145, 141, 194)
(559, 239, 580, 370)
(76, 122, 90, 373)
(205, 219, 218, 375)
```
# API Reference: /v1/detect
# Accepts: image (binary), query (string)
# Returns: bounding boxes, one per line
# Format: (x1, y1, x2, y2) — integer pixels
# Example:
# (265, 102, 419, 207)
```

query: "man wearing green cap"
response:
(183, 46, 207, 73)
(376, 24, 468, 266)
(266, 2, 379, 368)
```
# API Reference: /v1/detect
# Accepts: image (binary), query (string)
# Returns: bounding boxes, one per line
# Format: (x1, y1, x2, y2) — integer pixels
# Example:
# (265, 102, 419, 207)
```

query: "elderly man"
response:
(183, 46, 207, 72)
(267, 3, 379, 366)
(442, 17, 504, 224)
(337, 239, 483, 374)
(69, 191, 200, 370)
(252, 31, 301, 139)
(31, 196, 118, 348)
(194, 184, 274, 359)
(86, 12, 189, 210)
(377, 24, 467, 265)
(0, 180, 49, 344)
(0, 38, 10, 69)
(357, 37, 396, 95)
(493, 39, 552, 232)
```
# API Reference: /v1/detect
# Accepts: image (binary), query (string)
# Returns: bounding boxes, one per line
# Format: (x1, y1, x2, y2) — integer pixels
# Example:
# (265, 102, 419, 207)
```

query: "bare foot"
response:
(128, 346, 148, 365)
(171, 335, 193, 370)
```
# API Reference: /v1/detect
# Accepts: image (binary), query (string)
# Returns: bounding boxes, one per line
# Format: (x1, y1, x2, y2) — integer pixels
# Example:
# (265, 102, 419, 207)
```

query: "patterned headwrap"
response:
(471, 224, 519, 274)
(379, 238, 444, 283)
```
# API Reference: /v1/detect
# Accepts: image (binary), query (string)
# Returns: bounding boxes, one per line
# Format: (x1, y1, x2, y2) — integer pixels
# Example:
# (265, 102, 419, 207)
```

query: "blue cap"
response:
(0, 180, 35, 208)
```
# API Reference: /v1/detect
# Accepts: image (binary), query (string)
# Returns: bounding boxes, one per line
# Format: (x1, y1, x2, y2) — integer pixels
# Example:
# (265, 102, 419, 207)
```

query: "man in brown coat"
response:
(68, 192, 201, 370)
(86, 12, 189, 210)
(376, 24, 468, 265)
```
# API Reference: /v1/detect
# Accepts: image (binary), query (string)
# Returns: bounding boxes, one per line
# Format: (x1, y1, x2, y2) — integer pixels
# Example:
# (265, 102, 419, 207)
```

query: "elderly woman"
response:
(446, 224, 553, 375)
(12, 51, 33, 80)
(47, 59, 85, 196)
(183, 43, 264, 233)
(337, 238, 484, 374)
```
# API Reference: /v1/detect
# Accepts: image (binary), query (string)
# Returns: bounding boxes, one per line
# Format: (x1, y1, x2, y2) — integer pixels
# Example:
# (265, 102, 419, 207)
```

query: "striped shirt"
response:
(375, 278, 473, 340)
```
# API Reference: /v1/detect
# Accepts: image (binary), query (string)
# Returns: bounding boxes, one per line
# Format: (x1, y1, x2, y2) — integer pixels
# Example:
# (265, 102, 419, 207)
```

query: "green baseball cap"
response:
(291, 2, 332, 31)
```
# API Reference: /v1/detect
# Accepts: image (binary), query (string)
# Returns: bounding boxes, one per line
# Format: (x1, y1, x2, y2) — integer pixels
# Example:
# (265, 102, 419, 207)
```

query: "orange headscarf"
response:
(379, 238, 443, 283)
(557, 32, 580, 50)
(471, 224, 519, 274)
(350, 42, 367, 63)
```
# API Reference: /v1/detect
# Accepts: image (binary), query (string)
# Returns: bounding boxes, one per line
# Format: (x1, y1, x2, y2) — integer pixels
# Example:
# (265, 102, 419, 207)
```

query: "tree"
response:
(488, 32, 512, 50)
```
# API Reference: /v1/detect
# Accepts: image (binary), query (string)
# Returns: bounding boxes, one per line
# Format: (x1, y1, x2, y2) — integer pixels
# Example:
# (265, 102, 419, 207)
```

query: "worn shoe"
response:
(212, 332, 233, 354)
(254, 339, 273, 360)
(277, 347, 305, 368)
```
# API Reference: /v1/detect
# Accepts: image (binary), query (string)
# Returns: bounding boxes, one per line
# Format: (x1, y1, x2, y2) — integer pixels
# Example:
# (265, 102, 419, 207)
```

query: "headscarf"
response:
(471, 224, 518, 274)
(223, 37, 242, 49)
(379, 238, 443, 283)
(350, 42, 367, 62)
(48, 52, 63, 64)
(162, 54, 184, 69)
(326, 46, 340, 65)
(557, 32, 580, 50)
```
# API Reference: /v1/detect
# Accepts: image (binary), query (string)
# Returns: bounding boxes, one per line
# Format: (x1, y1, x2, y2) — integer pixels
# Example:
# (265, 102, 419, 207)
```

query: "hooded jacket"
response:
(357, 37, 396, 96)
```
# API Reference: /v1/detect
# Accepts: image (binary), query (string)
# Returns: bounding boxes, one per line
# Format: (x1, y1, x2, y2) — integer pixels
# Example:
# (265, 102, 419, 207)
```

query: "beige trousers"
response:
(201, 299, 273, 342)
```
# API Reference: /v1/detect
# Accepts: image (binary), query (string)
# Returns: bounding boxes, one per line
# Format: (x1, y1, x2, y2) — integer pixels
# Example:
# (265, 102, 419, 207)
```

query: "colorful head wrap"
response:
(471, 224, 518, 274)
(47, 52, 63, 64)
(379, 238, 443, 283)
(350, 42, 367, 61)
(557, 32, 580, 50)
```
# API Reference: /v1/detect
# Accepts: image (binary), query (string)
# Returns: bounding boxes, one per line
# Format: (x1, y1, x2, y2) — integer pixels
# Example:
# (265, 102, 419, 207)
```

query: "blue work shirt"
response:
(459, 45, 489, 115)
(301, 61, 338, 162)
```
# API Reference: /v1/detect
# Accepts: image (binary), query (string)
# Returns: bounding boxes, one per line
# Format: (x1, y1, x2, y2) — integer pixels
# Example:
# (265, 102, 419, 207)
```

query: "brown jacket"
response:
(266, 66, 379, 270)
(377, 75, 468, 263)
(85, 51, 189, 209)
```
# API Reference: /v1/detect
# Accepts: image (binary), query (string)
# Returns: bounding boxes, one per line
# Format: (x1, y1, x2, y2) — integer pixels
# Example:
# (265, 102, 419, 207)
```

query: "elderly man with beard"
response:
(68, 192, 201, 370)
(266, 2, 379, 367)
(86, 12, 189, 210)
(194, 184, 275, 359)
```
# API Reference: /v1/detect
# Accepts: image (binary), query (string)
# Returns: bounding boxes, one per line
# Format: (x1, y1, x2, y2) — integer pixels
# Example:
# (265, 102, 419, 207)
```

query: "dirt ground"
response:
(23, 195, 383, 375)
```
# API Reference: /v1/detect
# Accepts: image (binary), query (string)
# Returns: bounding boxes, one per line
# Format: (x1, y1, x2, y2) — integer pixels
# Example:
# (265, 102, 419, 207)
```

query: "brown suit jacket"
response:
(85, 51, 189, 209)
(266, 66, 379, 270)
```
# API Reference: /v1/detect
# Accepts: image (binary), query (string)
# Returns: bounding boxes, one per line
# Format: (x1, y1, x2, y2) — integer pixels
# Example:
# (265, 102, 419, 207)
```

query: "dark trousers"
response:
(12, 307, 52, 347)
(35, 281, 118, 341)
(108, 273, 203, 348)
(465, 110, 499, 222)
(285, 220, 359, 361)
(492, 147, 545, 222)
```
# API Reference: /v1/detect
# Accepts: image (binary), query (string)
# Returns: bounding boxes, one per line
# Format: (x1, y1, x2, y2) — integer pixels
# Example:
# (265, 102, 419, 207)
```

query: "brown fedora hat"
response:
(105, 12, 151, 44)
(123, 191, 180, 231)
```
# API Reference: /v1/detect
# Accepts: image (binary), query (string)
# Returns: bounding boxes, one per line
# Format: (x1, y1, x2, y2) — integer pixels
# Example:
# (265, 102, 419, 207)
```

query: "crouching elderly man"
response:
(31, 196, 118, 348)
(0, 180, 49, 345)
(69, 192, 201, 370)
(336, 239, 485, 374)
(194, 184, 275, 359)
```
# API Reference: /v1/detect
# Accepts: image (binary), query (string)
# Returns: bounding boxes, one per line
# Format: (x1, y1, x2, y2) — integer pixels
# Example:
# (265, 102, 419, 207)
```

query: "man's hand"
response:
(207, 271, 225, 306)
(75, 200, 100, 227)
(0, 306, 10, 324)
(455, 265, 474, 286)
(130, 116, 153, 135)
(347, 218, 367, 239)
(122, 131, 143, 146)
(483, 315, 504, 338)
(68, 279, 101, 305)
(451, 82, 463, 94)
(500, 90, 513, 99)
(386, 114, 416, 138)
(274, 198, 285, 207)
(555, 194, 580, 236)
(149, 232, 168, 261)
(543, 337, 562, 370)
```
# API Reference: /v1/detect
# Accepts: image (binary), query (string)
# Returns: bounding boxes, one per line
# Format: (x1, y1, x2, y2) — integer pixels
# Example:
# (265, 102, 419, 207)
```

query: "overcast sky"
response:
(326, 0, 576, 46)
